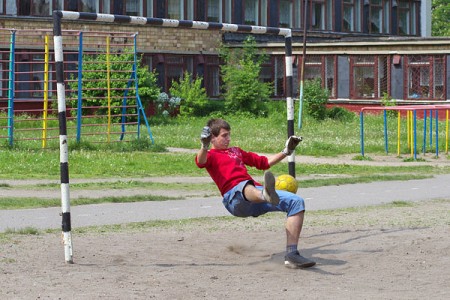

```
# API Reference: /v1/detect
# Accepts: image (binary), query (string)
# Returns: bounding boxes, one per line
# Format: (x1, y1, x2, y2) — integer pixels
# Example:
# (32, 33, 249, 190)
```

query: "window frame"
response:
(298, 54, 337, 99)
(350, 55, 389, 100)
(397, 0, 417, 36)
(342, 0, 361, 33)
(404, 55, 446, 100)
(279, 0, 294, 28)
(310, 0, 327, 31)
(368, 0, 390, 34)
(166, 0, 184, 20)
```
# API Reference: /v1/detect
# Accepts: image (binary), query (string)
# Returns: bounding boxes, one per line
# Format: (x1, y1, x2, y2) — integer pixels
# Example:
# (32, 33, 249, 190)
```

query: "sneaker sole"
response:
(284, 260, 316, 269)
(264, 171, 279, 205)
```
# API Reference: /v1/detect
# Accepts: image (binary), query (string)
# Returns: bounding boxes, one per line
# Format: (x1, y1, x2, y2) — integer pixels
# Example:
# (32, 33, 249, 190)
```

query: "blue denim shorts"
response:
(222, 180, 305, 218)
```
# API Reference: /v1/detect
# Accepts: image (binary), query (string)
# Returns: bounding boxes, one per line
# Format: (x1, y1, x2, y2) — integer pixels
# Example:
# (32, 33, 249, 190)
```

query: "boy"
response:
(195, 118, 315, 269)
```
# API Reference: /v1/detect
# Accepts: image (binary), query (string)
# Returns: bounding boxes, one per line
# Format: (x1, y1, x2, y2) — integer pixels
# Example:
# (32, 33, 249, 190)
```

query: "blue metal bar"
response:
(413, 110, 417, 160)
(7, 31, 16, 146)
(429, 110, 433, 148)
(76, 32, 83, 143)
(360, 111, 365, 156)
(132, 34, 154, 143)
(120, 70, 134, 141)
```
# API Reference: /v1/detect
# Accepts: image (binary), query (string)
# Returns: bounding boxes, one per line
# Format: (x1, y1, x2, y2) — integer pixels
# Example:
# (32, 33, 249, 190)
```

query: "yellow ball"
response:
(275, 174, 299, 194)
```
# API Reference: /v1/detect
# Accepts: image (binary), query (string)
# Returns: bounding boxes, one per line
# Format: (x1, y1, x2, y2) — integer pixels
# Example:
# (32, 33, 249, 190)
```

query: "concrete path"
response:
(1, 174, 449, 232)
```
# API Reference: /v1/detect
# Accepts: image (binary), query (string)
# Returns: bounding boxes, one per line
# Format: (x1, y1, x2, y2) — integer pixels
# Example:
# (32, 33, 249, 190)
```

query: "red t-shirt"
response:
(195, 147, 270, 195)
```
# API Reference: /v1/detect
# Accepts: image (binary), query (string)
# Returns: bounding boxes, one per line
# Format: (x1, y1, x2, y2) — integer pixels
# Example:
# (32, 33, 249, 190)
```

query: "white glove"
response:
(282, 136, 303, 156)
(200, 126, 211, 149)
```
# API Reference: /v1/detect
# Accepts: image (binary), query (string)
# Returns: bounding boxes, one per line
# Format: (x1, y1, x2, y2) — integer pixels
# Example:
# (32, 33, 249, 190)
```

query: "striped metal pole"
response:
(284, 31, 296, 177)
(52, 11, 296, 261)
(53, 11, 73, 264)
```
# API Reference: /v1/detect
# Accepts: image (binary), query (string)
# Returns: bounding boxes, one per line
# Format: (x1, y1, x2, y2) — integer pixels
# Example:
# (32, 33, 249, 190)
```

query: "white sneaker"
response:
(262, 171, 279, 205)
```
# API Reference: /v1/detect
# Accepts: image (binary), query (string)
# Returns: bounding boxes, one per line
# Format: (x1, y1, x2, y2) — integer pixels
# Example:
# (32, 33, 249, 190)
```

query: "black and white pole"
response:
(284, 32, 296, 178)
(53, 11, 73, 264)
(52, 11, 297, 261)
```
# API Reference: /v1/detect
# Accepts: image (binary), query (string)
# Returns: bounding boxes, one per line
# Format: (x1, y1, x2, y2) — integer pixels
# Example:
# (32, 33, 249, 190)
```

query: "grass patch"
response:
(0, 194, 181, 210)
(352, 155, 373, 161)
(298, 174, 432, 188)
(28, 180, 217, 192)
(4, 226, 40, 235)
(403, 157, 427, 162)
(390, 200, 414, 207)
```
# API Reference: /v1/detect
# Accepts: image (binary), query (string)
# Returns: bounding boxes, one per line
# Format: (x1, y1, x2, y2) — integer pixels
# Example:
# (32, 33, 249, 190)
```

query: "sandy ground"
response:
(1, 152, 450, 299)
(1, 198, 449, 300)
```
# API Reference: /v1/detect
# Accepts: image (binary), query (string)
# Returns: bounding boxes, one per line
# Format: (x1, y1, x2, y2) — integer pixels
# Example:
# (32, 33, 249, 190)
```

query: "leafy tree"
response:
(169, 71, 209, 116)
(69, 50, 160, 120)
(432, 0, 450, 36)
(219, 36, 272, 116)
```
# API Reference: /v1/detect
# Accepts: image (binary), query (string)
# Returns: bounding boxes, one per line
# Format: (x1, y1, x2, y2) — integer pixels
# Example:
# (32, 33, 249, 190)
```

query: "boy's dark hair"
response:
(207, 118, 231, 137)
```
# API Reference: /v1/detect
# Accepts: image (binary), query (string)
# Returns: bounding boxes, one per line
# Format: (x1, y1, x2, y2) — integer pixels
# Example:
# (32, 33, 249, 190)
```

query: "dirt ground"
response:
(1, 198, 449, 300)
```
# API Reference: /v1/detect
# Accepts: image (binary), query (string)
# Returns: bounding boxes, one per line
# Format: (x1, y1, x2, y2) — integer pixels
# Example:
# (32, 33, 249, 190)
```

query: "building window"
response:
(398, 0, 417, 36)
(311, 0, 326, 30)
(299, 55, 336, 98)
(343, 0, 362, 32)
(405, 55, 445, 100)
(79, 0, 97, 12)
(12, 0, 64, 16)
(206, 0, 221, 22)
(146, 0, 153, 17)
(204, 56, 220, 97)
(224, 0, 232, 23)
(351, 55, 388, 99)
(261, 56, 285, 97)
(167, 0, 183, 19)
(101, 0, 110, 13)
(0, 55, 6, 98)
(125, 0, 142, 16)
(160, 55, 194, 92)
(244, 0, 258, 25)
(15, 53, 51, 99)
(31, 0, 50, 16)
(274, 56, 285, 97)
(279, 0, 293, 28)
(369, 0, 390, 34)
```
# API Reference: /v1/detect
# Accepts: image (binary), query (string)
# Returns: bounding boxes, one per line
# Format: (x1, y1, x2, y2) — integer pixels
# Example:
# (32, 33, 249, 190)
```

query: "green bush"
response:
(303, 79, 329, 120)
(220, 36, 272, 116)
(169, 71, 209, 117)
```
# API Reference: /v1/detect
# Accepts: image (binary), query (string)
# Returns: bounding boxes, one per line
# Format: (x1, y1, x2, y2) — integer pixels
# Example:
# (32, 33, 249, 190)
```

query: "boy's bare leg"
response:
(285, 211, 304, 245)
(243, 172, 279, 205)
(243, 184, 267, 203)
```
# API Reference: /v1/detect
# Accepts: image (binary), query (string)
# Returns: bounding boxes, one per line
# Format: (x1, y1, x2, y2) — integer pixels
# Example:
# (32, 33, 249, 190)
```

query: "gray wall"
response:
(337, 56, 349, 99)
(391, 57, 404, 100)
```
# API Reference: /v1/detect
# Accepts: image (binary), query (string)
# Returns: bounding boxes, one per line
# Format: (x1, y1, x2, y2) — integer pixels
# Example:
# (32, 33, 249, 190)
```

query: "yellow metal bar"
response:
(397, 111, 401, 156)
(42, 35, 50, 148)
(106, 36, 111, 143)
(406, 110, 410, 149)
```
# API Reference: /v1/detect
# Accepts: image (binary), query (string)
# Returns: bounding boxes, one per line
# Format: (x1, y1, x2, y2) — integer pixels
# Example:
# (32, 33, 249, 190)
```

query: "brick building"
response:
(1, 0, 449, 109)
